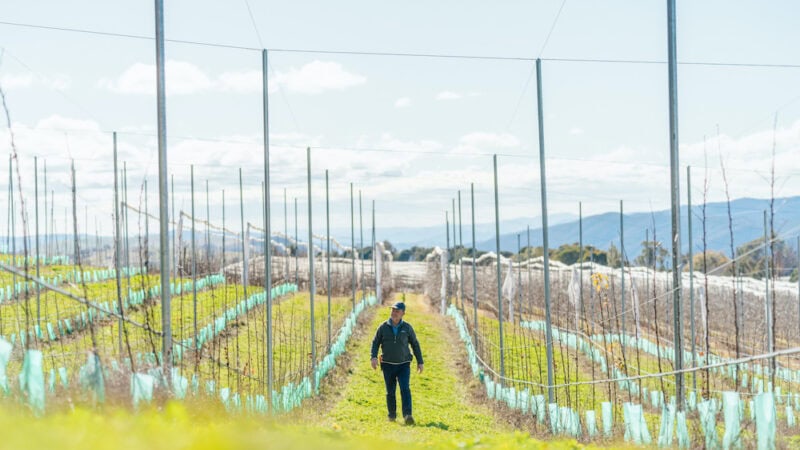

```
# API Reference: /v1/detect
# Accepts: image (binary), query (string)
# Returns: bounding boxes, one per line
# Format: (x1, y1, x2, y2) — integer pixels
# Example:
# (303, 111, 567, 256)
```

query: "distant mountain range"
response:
(5, 197, 798, 262)
(378, 214, 577, 251)
(480, 196, 800, 256)
(384, 196, 800, 257)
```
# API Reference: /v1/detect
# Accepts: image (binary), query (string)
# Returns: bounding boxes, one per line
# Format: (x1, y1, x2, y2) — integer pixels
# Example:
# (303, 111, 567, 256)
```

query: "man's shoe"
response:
(388, 416, 396, 422)
(404, 415, 415, 425)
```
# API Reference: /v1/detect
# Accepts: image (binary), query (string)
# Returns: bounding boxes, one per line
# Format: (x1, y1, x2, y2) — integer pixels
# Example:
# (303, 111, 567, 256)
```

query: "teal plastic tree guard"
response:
(586, 410, 598, 437)
(20, 350, 45, 414)
(535, 395, 545, 424)
(602, 401, 613, 437)
(78, 352, 105, 403)
(722, 391, 743, 450)
(658, 404, 676, 447)
(131, 373, 155, 408)
(637, 403, 652, 444)
(755, 392, 776, 450)
(0, 338, 11, 393)
(548, 403, 559, 435)
(676, 410, 690, 448)
(48, 368, 56, 393)
(170, 368, 188, 399)
(698, 399, 720, 449)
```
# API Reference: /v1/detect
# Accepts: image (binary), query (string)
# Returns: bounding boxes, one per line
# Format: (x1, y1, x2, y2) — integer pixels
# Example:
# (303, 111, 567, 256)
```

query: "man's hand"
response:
(371, 357, 378, 370)
(417, 363, 424, 374)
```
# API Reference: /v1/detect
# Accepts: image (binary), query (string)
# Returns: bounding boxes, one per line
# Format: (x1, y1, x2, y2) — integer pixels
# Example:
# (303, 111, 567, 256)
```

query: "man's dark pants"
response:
(381, 362, 412, 418)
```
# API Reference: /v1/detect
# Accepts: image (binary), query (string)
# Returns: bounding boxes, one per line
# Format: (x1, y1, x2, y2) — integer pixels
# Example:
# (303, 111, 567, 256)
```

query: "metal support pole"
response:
(216, 185, 224, 386)
(620, 200, 625, 339)
(262, 49, 274, 405)
(764, 211, 773, 362)
(687, 166, 696, 390)
(124, 163, 130, 291)
(458, 192, 464, 311)
(35, 156, 40, 326)
(443, 212, 449, 315)
(85, 206, 89, 264)
(350, 183, 356, 308)
(238, 180, 249, 392)
(446, 211, 450, 307)
(667, 0, 684, 409)
(113, 133, 124, 358)
(239, 169, 248, 296)
(452, 198, 457, 306)
(471, 183, 478, 347)
(515, 233, 521, 323)
(325, 170, 331, 349)
(71, 160, 79, 265)
(205, 180, 210, 272)
(43, 160, 48, 260)
(171, 174, 175, 281)
(579, 202, 583, 328)
(154, 0, 172, 372)
(284, 188, 288, 282)
(191, 165, 198, 368)
(144, 179, 149, 268)
(493, 154, 505, 378)
(359, 190, 364, 298)
(527, 225, 531, 314)
(4, 156, 7, 258)
(536, 59, 556, 404)
(372, 200, 378, 302)
(9, 155, 15, 296)
(306, 147, 316, 390)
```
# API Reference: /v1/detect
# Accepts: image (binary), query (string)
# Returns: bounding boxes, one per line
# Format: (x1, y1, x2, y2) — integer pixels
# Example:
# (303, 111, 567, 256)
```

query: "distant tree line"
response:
(387, 238, 799, 280)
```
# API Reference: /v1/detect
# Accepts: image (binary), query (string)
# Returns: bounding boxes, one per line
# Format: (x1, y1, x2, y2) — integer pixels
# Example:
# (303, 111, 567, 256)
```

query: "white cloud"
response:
(569, 127, 584, 135)
(100, 60, 364, 96)
(457, 132, 520, 150)
(98, 61, 214, 95)
(394, 97, 411, 108)
(218, 70, 278, 94)
(6, 113, 799, 234)
(0, 73, 70, 90)
(1, 74, 34, 89)
(435, 91, 480, 101)
(272, 61, 366, 94)
(436, 91, 462, 100)
(36, 115, 102, 132)
(45, 76, 71, 90)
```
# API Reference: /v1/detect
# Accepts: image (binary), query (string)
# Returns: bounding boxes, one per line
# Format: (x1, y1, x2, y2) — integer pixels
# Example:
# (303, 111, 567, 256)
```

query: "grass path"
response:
(300, 292, 512, 443)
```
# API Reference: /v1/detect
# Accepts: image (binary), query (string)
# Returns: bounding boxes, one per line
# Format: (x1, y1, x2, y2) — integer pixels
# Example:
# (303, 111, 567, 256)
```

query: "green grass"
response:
(196, 291, 358, 392)
(0, 400, 592, 450)
(475, 313, 611, 411)
(287, 292, 596, 448)
(0, 290, 593, 449)
(1, 278, 302, 387)
(318, 293, 510, 441)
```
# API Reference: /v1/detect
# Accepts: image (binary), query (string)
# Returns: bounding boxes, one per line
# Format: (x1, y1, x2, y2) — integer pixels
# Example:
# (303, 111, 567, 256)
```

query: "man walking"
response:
(371, 301, 424, 425)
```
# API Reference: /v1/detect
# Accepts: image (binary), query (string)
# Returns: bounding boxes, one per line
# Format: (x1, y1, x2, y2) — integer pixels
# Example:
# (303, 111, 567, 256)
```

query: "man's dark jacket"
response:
(371, 319, 424, 365)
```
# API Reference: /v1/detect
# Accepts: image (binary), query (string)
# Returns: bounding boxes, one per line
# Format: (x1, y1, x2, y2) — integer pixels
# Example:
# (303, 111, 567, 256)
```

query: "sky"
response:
(1, 0, 799, 246)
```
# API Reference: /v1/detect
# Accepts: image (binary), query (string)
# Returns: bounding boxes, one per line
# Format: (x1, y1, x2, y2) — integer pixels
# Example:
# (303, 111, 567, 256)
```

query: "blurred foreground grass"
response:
(0, 401, 594, 450)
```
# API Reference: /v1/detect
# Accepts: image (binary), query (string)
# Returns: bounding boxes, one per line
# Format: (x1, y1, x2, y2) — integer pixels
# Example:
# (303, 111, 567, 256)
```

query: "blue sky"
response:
(1, 0, 799, 242)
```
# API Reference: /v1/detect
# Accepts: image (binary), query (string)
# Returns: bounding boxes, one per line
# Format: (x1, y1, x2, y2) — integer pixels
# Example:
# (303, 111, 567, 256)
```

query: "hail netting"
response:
(423, 247, 800, 448)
